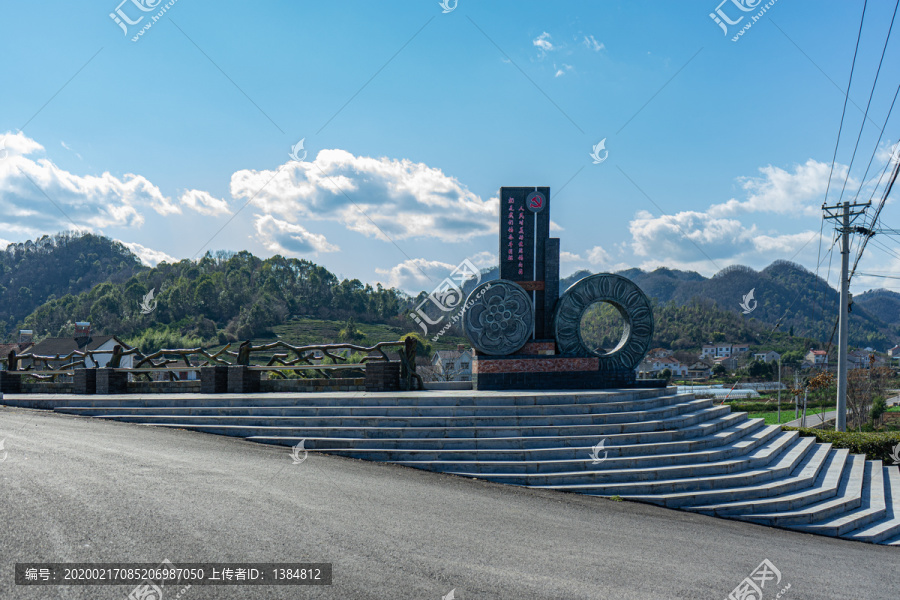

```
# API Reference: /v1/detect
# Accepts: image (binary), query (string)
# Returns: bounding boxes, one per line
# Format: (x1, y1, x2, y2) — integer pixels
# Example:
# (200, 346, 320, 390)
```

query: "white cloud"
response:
(0, 131, 182, 240)
(230, 149, 497, 243)
(180, 189, 230, 216)
(586, 245, 611, 266)
(554, 63, 574, 77)
(561, 245, 613, 267)
(583, 35, 605, 51)
(533, 32, 555, 55)
(708, 159, 842, 218)
(468, 250, 495, 269)
(375, 257, 456, 291)
(621, 158, 870, 275)
(60, 140, 82, 160)
(120, 241, 177, 267)
(254, 214, 339, 256)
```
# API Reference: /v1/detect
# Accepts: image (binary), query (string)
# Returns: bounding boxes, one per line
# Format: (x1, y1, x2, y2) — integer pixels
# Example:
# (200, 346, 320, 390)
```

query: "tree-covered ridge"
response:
(0, 232, 144, 334)
(22, 248, 408, 346)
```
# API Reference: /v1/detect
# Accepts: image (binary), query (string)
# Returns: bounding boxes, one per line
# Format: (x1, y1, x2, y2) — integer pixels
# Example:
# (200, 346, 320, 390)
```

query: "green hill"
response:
(0, 232, 143, 334)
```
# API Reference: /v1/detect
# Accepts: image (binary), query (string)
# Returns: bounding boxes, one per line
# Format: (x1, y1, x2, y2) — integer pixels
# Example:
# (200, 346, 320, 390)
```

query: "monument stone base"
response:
(472, 352, 660, 390)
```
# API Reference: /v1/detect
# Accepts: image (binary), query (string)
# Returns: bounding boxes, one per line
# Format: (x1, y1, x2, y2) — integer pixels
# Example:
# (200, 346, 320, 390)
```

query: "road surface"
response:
(1, 406, 898, 599)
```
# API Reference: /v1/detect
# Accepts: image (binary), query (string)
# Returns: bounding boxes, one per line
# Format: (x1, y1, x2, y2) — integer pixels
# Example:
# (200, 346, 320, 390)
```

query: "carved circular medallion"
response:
(463, 280, 534, 356)
(526, 191, 546, 213)
(552, 273, 653, 370)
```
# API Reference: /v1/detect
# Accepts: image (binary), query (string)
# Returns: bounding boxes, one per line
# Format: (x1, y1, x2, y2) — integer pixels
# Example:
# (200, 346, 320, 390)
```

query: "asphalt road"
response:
(1, 406, 898, 600)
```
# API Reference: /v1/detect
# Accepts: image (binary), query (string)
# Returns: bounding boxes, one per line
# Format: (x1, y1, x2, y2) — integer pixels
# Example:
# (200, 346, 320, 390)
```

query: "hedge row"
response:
(782, 427, 900, 463)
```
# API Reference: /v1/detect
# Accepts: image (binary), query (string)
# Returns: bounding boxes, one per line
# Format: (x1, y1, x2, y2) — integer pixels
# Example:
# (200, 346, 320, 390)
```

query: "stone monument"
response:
(463, 186, 657, 390)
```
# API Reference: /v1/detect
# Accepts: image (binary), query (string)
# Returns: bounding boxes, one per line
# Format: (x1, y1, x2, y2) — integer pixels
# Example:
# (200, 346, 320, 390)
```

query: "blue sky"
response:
(2, 0, 899, 295)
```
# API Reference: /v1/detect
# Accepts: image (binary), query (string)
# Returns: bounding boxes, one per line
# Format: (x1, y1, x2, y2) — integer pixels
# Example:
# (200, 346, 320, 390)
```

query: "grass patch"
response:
(782, 427, 900, 463)
(749, 407, 829, 425)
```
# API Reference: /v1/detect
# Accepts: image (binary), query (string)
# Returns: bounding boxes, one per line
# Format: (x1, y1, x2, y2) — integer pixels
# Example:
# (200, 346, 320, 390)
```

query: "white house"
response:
(805, 349, 828, 366)
(702, 342, 751, 358)
(687, 360, 712, 379)
(753, 351, 781, 364)
(26, 324, 134, 370)
(432, 346, 473, 381)
(638, 356, 688, 377)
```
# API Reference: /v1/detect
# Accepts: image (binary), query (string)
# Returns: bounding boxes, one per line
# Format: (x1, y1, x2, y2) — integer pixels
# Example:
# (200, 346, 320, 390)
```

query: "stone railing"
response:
(0, 338, 425, 394)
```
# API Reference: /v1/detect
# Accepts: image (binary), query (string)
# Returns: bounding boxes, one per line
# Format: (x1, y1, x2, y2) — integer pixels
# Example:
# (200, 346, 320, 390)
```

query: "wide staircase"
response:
(4, 386, 899, 546)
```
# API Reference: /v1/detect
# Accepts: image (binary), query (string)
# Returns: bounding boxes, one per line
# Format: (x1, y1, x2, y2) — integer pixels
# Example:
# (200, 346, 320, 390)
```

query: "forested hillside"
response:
(21, 247, 408, 348)
(0, 232, 143, 334)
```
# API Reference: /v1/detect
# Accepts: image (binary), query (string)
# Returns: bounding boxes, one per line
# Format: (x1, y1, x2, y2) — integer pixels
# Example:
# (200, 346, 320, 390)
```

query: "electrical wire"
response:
(823, 0, 869, 206)
(838, 0, 900, 202)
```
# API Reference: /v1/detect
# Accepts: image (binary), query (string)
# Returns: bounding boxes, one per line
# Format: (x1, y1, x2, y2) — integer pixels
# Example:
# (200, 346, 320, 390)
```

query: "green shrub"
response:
(781, 427, 900, 463)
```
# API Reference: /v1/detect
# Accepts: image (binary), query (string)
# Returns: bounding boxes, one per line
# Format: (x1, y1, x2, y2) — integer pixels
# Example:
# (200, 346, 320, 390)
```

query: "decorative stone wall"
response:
(365, 362, 400, 392)
(200, 366, 228, 394)
(227, 366, 260, 394)
(74, 369, 97, 394)
(96, 368, 128, 394)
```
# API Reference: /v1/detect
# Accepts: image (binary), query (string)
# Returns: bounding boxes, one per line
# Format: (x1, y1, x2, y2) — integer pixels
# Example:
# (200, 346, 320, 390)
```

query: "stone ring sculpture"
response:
(463, 280, 534, 356)
(552, 273, 653, 371)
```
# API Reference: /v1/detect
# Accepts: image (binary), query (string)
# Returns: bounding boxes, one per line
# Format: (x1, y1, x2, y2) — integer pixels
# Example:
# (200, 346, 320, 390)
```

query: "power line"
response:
(850, 158, 900, 283)
(823, 0, 869, 206)
(837, 0, 900, 203)
(849, 78, 900, 205)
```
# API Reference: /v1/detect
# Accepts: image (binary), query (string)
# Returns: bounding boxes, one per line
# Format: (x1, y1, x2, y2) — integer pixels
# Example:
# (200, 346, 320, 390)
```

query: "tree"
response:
(781, 350, 804, 368)
(748, 360, 771, 380)
(712, 363, 727, 377)
(401, 332, 432, 359)
(870, 395, 887, 426)
(660, 368, 672, 382)
(338, 317, 364, 342)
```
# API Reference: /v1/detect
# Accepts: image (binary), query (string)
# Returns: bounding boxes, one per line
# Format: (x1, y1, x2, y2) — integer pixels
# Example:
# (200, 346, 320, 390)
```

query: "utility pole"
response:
(777, 358, 782, 425)
(823, 200, 869, 432)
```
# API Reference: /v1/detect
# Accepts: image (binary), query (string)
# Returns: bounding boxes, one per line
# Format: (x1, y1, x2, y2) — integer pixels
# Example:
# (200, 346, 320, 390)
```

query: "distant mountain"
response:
(855, 289, 900, 328)
(0, 232, 144, 334)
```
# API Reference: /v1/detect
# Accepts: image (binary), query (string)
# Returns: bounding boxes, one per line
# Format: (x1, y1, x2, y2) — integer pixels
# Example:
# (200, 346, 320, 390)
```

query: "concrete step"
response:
(118, 405, 734, 440)
(620, 437, 827, 508)
(245, 412, 752, 451)
(739, 453, 866, 527)
(52, 393, 692, 418)
(303, 421, 774, 467)
(2, 388, 676, 410)
(846, 466, 900, 544)
(529, 432, 815, 498)
(386, 425, 783, 481)
(796, 460, 886, 537)
(75, 397, 716, 429)
(688, 446, 845, 517)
